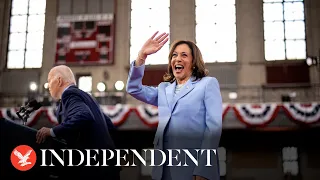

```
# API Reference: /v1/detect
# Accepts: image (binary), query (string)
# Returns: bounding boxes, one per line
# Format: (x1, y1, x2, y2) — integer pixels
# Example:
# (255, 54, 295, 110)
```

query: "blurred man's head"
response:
(47, 65, 76, 100)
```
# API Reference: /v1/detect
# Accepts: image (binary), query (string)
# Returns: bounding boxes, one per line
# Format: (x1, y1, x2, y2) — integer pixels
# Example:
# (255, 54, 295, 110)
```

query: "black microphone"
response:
(16, 99, 42, 125)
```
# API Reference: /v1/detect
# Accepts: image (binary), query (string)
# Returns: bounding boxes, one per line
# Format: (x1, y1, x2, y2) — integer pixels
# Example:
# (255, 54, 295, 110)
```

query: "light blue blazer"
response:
(126, 62, 223, 180)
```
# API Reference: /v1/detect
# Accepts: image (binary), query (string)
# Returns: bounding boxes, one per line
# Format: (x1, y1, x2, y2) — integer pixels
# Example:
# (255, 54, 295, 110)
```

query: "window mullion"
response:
(24, 0, 30, 69)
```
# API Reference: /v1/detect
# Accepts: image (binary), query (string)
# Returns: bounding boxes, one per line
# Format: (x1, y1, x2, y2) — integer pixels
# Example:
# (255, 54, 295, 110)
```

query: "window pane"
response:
(131, 10, 152, 28)
(196, 7, 215, 24)
(197, 43, 215, 62)
(151, 0, 170, 8)
(196, 3, 235, 24)
(263, 0, 305, 61)
(214, 42, 236, 62)
(8, 33, 26, 50)
(264, 22, 284, 40)
(149, 9, 170, 27)
(132, 0, 169, 10)
(284, 0, 303, 2)
(196, 0, 235, 7)
(25, 50, 43, 68)
(7, 50, 25, 69)
(285, 21, 305, 39)
(130, 46, 141, 63)
(197, 42, 236, 62)
(217, 3, 236, 20)
(196, 24, 236, 44)
(265, 40, 285, 60)
(130, 28, 156, 47)
(131, 0, 149, 10)
(196, 0, 216, 8)
(145, 44, 169, 65)
(130, 27, 170, 48)
(286, 40, 306, 59)
(11, 0, 29, 15)
(196, 0, 236, 62)
(218, 0, 236, 5)
(28, 15, 46, 32)
(263, 3, 284, 21)
(217, 24, 237, 42)
(130, 45, 169, 65)
(29, 0, 46, 14)
(196, 24, 213, 43)
(284, 2, 304, 20)
(130, 0, 170, 65)
(10, 15, 27, 33)
(264, 0, 283, 2)
(7, 0, 46, 69)
(26, 32, 44, 50)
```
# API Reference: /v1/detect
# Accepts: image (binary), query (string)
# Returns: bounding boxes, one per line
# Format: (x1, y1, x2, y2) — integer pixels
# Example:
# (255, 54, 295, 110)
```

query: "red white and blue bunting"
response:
(282, 102, 320, 124)
(100, 104, 131, 126)
(233, 103, 280, 127)
(223, 103, 231, 120)
(135, 104, 159, 127)
(0, 102, 319, 128)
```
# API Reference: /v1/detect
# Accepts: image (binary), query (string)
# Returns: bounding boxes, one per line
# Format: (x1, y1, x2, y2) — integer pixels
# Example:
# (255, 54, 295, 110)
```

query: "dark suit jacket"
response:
(52, 85, 120, 179)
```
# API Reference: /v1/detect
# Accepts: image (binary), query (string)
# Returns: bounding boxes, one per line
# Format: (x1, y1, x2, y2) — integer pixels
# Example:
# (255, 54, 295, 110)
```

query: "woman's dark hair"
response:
(163, 40, 209, 83)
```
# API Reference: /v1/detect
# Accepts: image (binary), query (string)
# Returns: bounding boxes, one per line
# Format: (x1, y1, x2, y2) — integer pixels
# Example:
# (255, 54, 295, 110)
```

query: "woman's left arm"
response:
(193, 77, 223, 180)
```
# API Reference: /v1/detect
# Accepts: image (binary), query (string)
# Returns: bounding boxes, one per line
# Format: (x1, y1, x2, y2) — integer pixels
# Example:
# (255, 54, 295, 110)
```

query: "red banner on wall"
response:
(55, 14, 114, 65)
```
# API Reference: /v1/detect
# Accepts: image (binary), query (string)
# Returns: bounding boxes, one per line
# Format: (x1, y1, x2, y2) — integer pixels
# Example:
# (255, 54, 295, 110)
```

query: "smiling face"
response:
(170, 43, 193, 84)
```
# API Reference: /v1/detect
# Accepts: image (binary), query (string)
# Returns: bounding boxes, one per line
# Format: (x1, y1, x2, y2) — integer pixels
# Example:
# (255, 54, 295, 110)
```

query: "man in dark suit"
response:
(36, 65, 120, 179)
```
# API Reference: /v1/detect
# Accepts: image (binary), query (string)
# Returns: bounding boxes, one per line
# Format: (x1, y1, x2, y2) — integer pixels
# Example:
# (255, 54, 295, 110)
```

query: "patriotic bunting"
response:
(45, 107, 59, 125)
(100, 104, 131, 126)
(233, 103, 280, 127)
(282, 102, 320, 124)
(0, 102, 319, 128)
(135, 104, 159, 128)
(223, 103, 231, 120)
(0, 107, 43, 126)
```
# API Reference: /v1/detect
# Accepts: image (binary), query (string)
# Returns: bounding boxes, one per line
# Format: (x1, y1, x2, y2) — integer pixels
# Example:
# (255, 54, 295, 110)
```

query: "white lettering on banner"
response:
(57, 14, 114, 22)
(40, 149, 217, 167)
(70, 41, 97, 49)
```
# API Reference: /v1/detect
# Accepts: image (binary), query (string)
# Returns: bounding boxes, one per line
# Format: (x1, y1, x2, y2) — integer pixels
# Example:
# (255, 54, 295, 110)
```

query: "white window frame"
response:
(7, 0, 46, 69)
(263, 0, 306, 61)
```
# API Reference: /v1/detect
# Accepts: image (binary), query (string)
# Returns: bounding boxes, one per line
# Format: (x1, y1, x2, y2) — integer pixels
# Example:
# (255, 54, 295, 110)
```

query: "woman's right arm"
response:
(126, 31, 169, 107)
(126, 56, 158, 106)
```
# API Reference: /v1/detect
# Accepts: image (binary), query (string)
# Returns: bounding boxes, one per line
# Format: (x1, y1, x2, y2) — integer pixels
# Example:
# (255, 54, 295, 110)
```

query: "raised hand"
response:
(135, 31, 169, 66)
